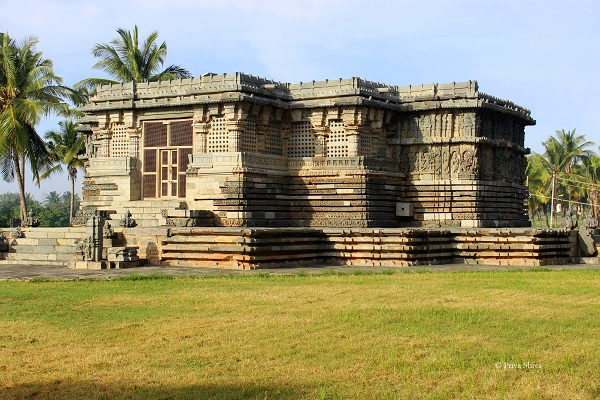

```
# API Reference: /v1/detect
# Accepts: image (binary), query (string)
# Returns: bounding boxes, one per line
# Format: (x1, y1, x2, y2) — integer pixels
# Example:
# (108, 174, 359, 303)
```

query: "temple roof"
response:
(80, 72, 533, 123)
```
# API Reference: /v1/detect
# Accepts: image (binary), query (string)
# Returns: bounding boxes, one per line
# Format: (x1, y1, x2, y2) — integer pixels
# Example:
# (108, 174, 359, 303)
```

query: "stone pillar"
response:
(85, 213, 104, 262)
(281, 121, 290, 157)
(313, 125, 328, 157)
(256, 124, 268, 154)
(127, 128, 141, 158)
(310, 110, 327, 158)
(97, 129, 111, 157)
(83, 129, 95, 159)
(225, 103, 249, 153)
(193, 122, 210, 153)
(256, 107, 271, 154)
(345, 125, 360, 157)
(369, 127, 382, 158)
(226, 120, 244, 153)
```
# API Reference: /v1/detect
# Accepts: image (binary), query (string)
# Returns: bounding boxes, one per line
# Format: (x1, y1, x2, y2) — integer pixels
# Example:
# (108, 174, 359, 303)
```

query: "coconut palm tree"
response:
(532, 129, 594, 226)
(75, 25, 192, 92)
(543, 129, 594, 174)
(0, 33, 75, 222)
(42, 119, 85, 225)
(526, 154, 551, 225)
(45, 191, 62, 205)
(577, 152, 600, 220)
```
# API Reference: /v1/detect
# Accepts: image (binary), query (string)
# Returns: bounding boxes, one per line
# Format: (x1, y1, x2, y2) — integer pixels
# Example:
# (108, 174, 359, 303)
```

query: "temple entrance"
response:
(142, 120, 193, 199)
(160, 149, 179, 198)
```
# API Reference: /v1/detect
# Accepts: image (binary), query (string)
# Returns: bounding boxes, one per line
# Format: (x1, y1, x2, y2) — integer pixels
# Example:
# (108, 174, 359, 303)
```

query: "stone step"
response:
(0, 259, 66, 267)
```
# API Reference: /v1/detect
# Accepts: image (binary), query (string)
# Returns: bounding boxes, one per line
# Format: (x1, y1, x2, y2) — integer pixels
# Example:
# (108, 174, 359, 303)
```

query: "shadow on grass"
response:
(0, 381, 310, 400)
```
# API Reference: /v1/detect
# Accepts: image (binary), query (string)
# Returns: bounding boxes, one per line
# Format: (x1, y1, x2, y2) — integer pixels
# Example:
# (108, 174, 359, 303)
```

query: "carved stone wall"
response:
(391, 106, 530, 227)
(78, 73, 534, 228)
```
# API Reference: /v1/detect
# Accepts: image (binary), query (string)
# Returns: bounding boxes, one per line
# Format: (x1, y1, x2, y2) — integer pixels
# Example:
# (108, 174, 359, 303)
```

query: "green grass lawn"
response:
(1, 269, 599, 399)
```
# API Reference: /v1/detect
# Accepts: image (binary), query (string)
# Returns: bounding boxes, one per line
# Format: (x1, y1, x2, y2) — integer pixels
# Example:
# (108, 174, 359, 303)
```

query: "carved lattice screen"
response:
(144, 122, 167, 147)
(265, 121, 282, 156)
(327, 120, 348, 157)
(208, 117, 228, 153)
(170, 121, 194, 146)
(287, 121, 315, 158)
(360, 132, 372, 157)
(360, 126, 377, 157)
(240, 118, 257, 152)
(109, 123, 129, 157)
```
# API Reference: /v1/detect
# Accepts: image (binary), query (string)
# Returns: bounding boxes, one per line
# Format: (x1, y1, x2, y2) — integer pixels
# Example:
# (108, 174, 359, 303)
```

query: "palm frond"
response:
(85, 25, 192, 84)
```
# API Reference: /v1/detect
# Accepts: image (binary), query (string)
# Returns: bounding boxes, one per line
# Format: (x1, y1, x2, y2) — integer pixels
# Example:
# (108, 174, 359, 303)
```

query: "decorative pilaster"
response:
(281, 120, 290, 157)
(345, 125, 360, 157)
(342, 107, 367, 158)
(225, 120, 244, 153)
(224, 103, 249, 153)
(97, 129, 111, 157)
(256, 124, 268, 154)
(256, 107, 271, 154)
(310, 110, 327, 158)
(313, 126, 328, 157)
(192, 122, 210, 153)
(127, 128, 141, 158)
(369, 127, 383, 158)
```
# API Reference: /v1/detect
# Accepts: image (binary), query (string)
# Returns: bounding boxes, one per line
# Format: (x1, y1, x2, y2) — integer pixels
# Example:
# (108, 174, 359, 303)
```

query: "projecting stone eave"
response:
(477, 93, 535, 125)
(287, 95, 403, 111)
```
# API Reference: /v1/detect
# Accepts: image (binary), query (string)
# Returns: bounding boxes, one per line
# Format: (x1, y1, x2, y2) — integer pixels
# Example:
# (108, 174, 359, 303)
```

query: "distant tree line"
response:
(527, 129, 599, 227)
(0, 192, 80, 228)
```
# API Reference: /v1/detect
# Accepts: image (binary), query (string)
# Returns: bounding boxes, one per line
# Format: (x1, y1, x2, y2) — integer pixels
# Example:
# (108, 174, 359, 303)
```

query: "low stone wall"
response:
(0, 226, 578, 269)
(153, 227, 574, 269)
(0, 227, 86, 266)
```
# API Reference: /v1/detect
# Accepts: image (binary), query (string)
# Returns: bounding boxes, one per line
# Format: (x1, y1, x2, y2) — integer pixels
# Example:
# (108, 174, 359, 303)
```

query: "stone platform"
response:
(128, 226, 576, 269)
(0, 226, 582, 270)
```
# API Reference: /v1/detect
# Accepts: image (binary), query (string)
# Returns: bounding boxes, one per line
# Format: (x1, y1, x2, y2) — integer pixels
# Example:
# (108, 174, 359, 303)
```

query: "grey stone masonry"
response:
(78, 73, 534, 229)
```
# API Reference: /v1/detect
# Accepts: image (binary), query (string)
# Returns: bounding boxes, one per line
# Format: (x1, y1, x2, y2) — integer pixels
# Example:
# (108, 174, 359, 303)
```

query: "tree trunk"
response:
(69, 171, 75, 226)
(12, 151, 27, 222)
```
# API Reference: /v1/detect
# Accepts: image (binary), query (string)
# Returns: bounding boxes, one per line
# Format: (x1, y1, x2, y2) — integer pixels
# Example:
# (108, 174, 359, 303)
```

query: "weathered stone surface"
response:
(77, 73, 533, 230)
(578, 219, 599, 257)
(148, 226, 573, 269)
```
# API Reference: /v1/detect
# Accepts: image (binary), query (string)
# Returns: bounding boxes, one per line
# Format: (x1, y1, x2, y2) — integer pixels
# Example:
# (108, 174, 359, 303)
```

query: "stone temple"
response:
(2, 73, 587, 269)
(77, 73, 533, 230)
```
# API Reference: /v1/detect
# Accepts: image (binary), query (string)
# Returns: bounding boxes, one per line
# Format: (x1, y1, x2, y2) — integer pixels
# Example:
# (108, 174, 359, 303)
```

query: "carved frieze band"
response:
(398, 144, 526, 183)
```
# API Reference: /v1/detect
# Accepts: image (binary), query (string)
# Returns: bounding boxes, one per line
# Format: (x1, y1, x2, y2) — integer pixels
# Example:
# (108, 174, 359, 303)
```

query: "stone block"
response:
(9, 245, 37, 253)
(57, 238, 79, 246)
(13, 253, 50, 261)
(65, 231, 86, 239)
(38, 238, 58, 246)
(18, 231, 48, 239)
(69, 260, 106, 269)
(11, 238, 37, 246)
(55, 245, 78, 254)
(37, 246, 56, 254)
(56, 253, 78, 262)
(45, 231, 68, 239)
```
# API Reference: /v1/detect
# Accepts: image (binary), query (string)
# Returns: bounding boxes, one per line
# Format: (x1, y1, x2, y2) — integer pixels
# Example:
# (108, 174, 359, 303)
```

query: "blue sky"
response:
(1, 0, 599, 199)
